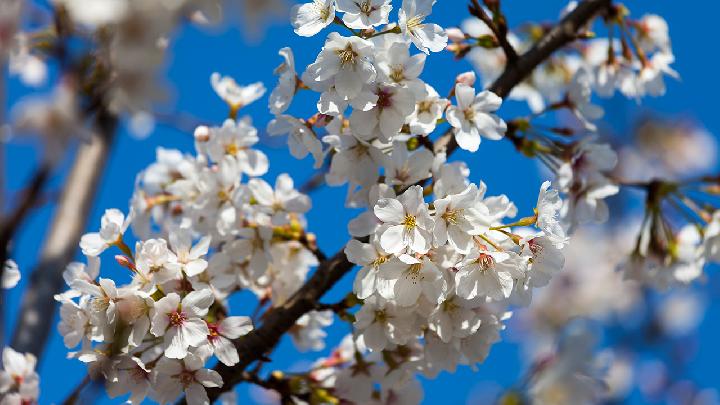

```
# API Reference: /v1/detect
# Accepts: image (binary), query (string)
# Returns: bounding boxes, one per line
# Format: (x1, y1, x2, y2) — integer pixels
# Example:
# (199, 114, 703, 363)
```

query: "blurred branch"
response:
(469, 0, 518, 64)
(11, 107, 117, 358)
(435, 0, 612, 155)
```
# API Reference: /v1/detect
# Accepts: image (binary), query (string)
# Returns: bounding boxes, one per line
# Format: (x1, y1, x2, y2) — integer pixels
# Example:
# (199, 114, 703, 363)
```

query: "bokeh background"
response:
(4, 0, 720, 403)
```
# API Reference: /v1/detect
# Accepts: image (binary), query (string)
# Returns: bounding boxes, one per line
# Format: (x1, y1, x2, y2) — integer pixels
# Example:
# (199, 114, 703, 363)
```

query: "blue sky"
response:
(4, 0, 720, 403)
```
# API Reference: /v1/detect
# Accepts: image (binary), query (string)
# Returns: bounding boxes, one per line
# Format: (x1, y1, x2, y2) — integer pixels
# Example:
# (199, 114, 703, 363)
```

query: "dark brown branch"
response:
(469, 0, 518, 64)
(435, 0, 612, 156)
(179, 1, 612, 402)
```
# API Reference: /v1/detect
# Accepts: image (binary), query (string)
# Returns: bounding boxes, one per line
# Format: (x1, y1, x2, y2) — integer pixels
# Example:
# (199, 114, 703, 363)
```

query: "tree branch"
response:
(469, 0, 518, 64)
(434, 0, 611, 156)
(179, 1, 612, 402)
(10, 107, 117, 358)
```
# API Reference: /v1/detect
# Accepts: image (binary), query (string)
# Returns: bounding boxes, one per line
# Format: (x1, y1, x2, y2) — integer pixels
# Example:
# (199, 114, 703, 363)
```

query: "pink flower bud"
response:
(455, 71, 477, 87)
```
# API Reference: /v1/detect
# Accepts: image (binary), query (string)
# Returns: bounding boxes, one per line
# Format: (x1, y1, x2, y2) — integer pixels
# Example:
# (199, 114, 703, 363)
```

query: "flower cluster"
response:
(54, 81, 331, 404)
(457, 6, 677, 118)
(0, 348, 39, 405)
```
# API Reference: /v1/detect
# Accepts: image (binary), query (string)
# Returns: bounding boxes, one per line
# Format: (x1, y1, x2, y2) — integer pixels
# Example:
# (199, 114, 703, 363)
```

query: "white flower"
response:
(636, 14, 671, 53)
(346, 238, 393, 300)
(106, 356, 151, 404)
(290, 310, 334, 351)
(433, 184, 491, 254)
(376, 41, 426, 92)
(0, 347, 39, 403)
(204, 118, 269, 177)
(150, 289, 214, 359)
(291, 0, 336, 37)
(167, 229, 211, 278)
(398, 0, 448, 54)
(336, 0, 391, 29)
(446, 84, 506, 152)
(152, 354, 223, 405)
(536, 181, 568, 247)
(374, 185, 434, 254)
(455, 250, 524, 301)
(523, 236, 565, 287)
(638, 52, 679, 97)
(80, 208, 131, 256)
(323, 123, 387, 186)
(210, 72, 266, 111)
(133, 238, 177, 290)
(383, 142, 434, 187)
(353, 296, 416, 351)
(247, 174, 311, 225)
(377, 254, 445, 306)
(304, 33, 376, 100)
(202, 316, 253, 366)
(350, 84, 416, 142)
(568, 68, 604, 130)
(267, 115, 325, 169)
(269, 47, 297, 114)
(408, 83, 448, 135)
(2, 259, 20, 289)
(428, 294, 481, 343)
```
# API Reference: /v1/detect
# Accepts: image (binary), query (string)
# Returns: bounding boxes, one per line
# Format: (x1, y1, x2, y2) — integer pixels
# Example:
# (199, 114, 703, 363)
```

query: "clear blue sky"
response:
(4, 0, 720, 403)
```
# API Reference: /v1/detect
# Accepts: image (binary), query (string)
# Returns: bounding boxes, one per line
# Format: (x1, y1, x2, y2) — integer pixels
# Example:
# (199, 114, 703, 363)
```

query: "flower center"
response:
(476, 253, 495, 272)
(225, 142, 240, 155)
(336, 44, 358, 67)
(178, 370, 195, 388)
(371, 255, 388, 268)
(405, 15, 425, 30)
(406, 263, 424, 283)
(168, 310, 187, 327)
(463, 107, 476, 123)
(359, 0, 374, 15)
(377, 88, 394, 108)
(316, 1, 331, 21)
(389, 66, 405, 83)
(417, 100, 433, 114)
(442, 209, 461, 224)
(402, 214, 417, 229)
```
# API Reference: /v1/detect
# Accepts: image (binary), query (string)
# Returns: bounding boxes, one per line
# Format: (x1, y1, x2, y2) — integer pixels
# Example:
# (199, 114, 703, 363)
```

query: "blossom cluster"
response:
(53, 83, 334, 403)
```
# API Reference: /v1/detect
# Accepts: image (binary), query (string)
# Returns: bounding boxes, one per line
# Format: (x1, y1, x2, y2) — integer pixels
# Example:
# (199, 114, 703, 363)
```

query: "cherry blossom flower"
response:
(446, 83, 506, 152)
(536, 181, 568, 247)
(377, 254, 446, 306)
(210, 73, 266, 112)
(200, 316, 253, 366)
(374, 185, 434, 254)
(304, 33, 377, 100)
(455, 250, 525, 301)
(152, 354, 223, 405)
(0, 347, 39, 404)
(291, 0, 336, 37)
(433, 184, 491, 254)
(80, 208, 131, 257)
(337, 0, 392, 29)
(398, 0, 448, 54)
(150, 289, 214, 359)
(269, 47, 298, 114)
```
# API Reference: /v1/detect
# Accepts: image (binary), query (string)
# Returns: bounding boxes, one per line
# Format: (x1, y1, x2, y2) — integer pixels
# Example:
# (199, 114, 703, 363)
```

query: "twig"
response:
(469, 0, 518, 64)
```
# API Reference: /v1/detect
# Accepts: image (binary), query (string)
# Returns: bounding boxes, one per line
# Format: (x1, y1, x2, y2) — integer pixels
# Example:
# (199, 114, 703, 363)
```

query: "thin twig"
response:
(469, 0, 518, 64)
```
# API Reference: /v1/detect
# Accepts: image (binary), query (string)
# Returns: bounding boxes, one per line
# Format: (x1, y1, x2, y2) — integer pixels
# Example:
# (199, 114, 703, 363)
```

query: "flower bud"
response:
(455, 71, 476, 87)
(194, 125, 210, 142)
